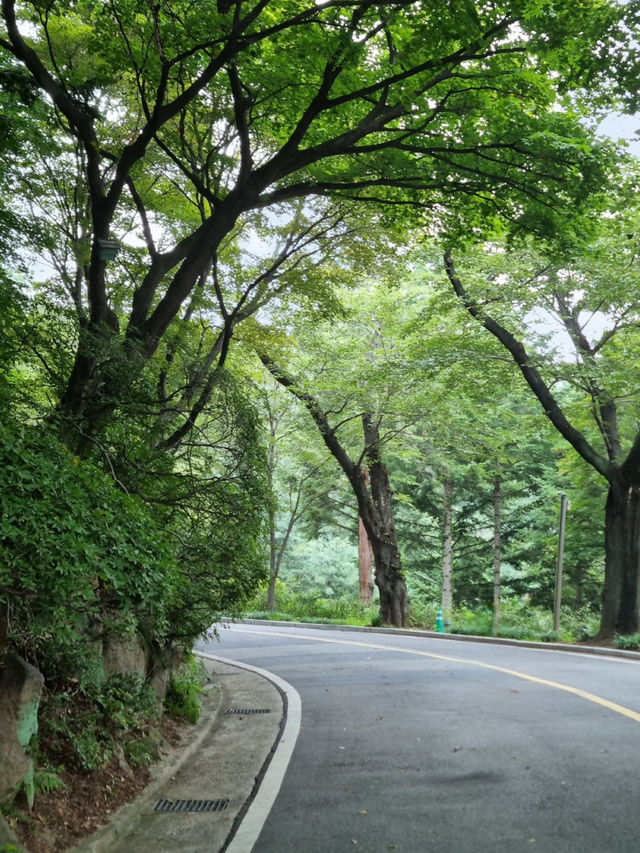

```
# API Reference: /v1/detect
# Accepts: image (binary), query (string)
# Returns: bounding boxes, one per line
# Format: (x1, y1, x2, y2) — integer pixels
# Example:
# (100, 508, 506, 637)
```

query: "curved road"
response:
(199, 624, 640, 852)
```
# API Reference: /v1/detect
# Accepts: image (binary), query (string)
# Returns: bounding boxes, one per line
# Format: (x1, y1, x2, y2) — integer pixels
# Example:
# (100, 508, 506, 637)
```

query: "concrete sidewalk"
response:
(72, 656, 286, 853)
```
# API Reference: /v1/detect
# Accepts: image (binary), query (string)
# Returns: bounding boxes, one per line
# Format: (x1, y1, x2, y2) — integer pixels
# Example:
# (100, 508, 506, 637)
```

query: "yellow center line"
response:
(233, 626, 640, 724)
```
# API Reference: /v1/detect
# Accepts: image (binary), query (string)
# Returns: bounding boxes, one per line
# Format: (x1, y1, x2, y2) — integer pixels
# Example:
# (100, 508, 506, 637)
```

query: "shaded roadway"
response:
(199, 623, 640, 853)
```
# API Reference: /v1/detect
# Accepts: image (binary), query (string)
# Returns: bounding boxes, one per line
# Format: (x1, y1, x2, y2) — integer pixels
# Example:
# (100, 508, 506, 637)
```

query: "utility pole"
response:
(553, 492, 568, 633)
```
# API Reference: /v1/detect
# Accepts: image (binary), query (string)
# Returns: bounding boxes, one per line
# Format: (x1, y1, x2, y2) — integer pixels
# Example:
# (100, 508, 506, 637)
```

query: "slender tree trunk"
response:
(267, 515, 278, 611)
(599, 477, 640, 638)
(492, 476, 501, 636)
(0, 601, 7, 658)
(574, 561, 584, 610)
(441, 478, 453, 613)
(267, 483, 303, 612)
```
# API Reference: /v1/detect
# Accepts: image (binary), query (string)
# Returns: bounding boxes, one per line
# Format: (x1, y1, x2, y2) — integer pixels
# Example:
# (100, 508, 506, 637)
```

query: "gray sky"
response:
(597, 113, 640, 155)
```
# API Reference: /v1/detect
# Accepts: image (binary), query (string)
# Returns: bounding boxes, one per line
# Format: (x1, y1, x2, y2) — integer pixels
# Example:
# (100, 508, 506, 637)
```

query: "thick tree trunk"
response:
(598, 478, 640, 638)
(361, 415, 409, 627)
(358, 480, 409, 626)
(358, 515, 375, 604)
(358, 467, 374, 604)
(441, 478, 453, 614)
(370, 538, 408, 627)
(492, 476, 501, 636)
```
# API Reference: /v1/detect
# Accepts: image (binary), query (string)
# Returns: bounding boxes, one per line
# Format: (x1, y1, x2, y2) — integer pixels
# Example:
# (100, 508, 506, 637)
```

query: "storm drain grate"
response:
(224, 707, 271, 715)
(153, 799, 229, 814)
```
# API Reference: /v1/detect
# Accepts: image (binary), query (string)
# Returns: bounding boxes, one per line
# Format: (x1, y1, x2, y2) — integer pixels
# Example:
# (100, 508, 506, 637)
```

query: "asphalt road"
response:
(198, 624, 640, 853)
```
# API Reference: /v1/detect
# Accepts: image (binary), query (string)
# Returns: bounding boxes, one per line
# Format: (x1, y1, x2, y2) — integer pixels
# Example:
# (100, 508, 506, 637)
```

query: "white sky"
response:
(597, 112, 640, 155)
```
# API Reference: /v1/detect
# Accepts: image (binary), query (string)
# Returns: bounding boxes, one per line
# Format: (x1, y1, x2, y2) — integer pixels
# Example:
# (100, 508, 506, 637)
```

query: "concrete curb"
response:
(199, 654, 301, 853)
(234, 618, 640, 662)
(70, 676, 224, 853)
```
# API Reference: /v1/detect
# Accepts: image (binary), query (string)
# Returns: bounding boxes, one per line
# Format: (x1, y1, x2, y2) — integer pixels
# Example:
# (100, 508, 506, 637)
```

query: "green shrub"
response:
(449, 607, 493, 636)
(0, 418, 177, 660)
(164, 655, 207, 724)
(616, 633, 640, 650)
(39, 671, 160, 772)
(243, 610, 294, 621)
(408, 596, 600, 643)
(244, 581, 378, 625)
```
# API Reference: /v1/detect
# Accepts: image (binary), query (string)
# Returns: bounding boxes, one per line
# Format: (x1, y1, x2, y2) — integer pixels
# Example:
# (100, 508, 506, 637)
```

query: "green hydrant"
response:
(435, 608, 444, 632)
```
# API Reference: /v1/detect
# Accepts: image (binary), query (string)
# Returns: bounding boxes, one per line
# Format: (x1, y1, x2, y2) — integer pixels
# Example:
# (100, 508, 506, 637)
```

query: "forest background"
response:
(3, 0, 640, 830)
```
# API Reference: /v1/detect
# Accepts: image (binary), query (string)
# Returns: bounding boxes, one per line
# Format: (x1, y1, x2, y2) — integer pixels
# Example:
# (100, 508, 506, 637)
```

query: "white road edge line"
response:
(198, 653, 302, 853)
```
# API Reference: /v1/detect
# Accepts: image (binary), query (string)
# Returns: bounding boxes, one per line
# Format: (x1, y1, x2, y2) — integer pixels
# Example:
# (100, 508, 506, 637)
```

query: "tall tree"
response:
(255, 274, 431, 625)
(441, 477, 454, 613)
(387, 269, 572, 615)
(261, 353, 409, 626)
(443, 199, 640, 637)
(0, 0, 620, 450)
(259, 377, 329, 610)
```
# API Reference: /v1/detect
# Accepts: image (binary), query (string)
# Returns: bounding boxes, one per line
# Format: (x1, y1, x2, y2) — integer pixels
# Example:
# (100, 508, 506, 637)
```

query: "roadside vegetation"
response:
(244, 583, 602, 644)
(3, 1, 640, 849)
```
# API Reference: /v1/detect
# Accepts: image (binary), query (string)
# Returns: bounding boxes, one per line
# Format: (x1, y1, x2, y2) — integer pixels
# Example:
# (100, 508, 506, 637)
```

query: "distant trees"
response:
(444, 200, 640, 637)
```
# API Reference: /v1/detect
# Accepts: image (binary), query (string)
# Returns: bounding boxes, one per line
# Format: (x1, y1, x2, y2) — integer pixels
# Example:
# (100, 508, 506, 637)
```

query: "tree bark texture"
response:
(360, 414, 409, 626)
(493, 476, 501, 636)
(358, 466, 375, 604)
(358, 515, 375, 604)
(598, 478, 640, 638)
(0, 602, 7, 659)
(441, 478, 453, 614)
(260, 354, 409, 627)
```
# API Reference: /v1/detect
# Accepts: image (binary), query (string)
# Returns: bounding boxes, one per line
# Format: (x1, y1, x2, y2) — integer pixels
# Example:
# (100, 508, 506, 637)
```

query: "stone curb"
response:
(234, 618, 640, 661)
(70, 669, 224, 853)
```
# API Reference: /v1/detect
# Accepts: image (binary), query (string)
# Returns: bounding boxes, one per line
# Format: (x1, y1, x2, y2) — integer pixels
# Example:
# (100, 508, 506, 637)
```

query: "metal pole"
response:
(554, 492, 568, 633)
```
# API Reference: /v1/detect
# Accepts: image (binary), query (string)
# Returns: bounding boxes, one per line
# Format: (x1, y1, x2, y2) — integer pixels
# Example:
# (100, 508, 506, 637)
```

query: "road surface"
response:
(198, 624, 640, 852)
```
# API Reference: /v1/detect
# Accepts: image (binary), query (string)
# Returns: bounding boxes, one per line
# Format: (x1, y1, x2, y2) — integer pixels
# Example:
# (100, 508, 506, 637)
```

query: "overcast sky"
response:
(597, 112, 640, 155)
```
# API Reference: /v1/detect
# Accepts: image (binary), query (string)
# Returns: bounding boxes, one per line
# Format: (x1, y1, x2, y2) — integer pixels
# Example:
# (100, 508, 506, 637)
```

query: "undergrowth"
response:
(164, 654, 208, 723)
(243, 582, 602, 644)
(616, 633, 640, 650)
(39, 669, 161, 773)
(244, 581, 379, 626)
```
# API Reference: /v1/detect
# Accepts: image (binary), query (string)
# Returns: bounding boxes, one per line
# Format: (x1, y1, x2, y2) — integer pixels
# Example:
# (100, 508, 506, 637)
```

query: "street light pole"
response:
(553, 492, 568, 634)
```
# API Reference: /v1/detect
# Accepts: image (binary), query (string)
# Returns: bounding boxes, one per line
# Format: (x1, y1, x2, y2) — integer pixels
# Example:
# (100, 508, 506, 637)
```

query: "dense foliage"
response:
(3, 5, 640, 819)
(0, 414, 176, 653)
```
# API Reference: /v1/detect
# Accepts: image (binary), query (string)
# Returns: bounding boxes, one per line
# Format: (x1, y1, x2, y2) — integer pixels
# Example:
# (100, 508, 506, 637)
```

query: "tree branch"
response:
(444, 250, 612, 481)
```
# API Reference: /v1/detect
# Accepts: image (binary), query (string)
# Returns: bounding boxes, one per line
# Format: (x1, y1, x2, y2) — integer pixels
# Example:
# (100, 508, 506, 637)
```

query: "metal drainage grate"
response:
(224, 707, 271, 715)
(154, 799, 229, 814)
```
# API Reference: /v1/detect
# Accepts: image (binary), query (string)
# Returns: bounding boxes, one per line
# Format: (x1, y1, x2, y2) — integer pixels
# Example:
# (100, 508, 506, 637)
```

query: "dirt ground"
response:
(7, 716, 187, 853)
